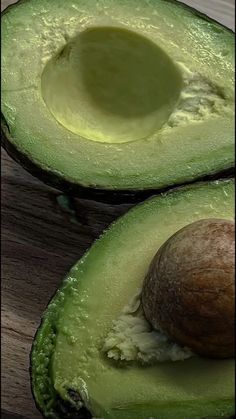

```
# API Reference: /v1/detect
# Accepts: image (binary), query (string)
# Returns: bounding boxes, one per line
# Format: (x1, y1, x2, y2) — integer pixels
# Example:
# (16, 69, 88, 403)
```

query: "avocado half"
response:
(1, 0, 235, 203)
(31, 178, 235, 419)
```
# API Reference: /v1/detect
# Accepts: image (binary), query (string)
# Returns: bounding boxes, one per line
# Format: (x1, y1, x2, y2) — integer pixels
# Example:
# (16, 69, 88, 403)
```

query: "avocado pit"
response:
(142, 218, 235, 359)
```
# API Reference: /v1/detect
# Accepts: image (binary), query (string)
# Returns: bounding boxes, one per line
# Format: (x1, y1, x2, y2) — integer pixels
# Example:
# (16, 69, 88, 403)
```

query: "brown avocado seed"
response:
(142, 218, 235, 359)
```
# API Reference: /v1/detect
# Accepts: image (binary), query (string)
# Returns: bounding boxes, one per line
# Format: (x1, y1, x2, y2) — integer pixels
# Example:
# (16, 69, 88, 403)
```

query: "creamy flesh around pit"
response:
(103, 289, 194, 363)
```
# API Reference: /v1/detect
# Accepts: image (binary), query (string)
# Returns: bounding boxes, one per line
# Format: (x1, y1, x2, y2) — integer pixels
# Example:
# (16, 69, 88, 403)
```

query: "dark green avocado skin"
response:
(1, 117, 234, 204)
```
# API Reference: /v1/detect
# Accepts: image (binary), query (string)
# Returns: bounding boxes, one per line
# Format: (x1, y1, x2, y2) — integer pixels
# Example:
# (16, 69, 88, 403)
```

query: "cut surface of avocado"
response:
(102, 288, 194, 364)
(31, 178, 235, 419)
(1, 0, 235, 194)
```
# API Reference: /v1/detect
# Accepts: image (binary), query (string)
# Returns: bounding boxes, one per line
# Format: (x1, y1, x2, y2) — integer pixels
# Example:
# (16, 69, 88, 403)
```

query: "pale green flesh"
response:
(2, 0, 235, 189)
(41, 26, 182, 144)
(47, 180, 235, 418)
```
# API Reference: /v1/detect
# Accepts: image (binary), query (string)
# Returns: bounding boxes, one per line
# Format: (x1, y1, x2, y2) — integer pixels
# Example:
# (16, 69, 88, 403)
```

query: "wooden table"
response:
(1, 1, 234, 418)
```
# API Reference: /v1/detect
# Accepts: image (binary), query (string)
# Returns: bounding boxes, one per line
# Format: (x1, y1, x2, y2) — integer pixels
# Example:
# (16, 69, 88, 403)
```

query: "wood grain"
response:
(1, 1, 235, 418)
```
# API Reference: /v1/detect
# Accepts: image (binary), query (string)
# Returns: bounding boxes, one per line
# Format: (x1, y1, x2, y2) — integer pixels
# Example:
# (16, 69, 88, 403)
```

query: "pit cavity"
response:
(41, 27, 182, 144)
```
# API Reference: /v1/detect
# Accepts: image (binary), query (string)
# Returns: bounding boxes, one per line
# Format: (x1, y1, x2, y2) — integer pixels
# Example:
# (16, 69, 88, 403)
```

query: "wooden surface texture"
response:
(1, 0, 235, 418)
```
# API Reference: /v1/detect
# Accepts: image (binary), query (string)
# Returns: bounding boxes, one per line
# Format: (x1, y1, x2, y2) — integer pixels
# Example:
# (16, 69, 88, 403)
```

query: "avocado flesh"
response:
(31, 179, 235, 419)
(1, 0, 235, 193)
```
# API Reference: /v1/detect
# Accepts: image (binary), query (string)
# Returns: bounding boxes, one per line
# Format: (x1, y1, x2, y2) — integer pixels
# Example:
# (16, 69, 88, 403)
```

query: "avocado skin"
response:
(54, 395, 92, 419)
(1, 117, 234, 205)
(29, 287, 92, 419)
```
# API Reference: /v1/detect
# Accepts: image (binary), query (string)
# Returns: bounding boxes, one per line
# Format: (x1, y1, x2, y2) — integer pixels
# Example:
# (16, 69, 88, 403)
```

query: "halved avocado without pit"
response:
(1, 0, 235, 202)
(31, 178, 235, 419)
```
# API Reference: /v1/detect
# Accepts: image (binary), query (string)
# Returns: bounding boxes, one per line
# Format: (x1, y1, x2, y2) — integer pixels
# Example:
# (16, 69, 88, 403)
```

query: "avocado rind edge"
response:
(1, 116, 234, 204)
(30, 278, 93, 419)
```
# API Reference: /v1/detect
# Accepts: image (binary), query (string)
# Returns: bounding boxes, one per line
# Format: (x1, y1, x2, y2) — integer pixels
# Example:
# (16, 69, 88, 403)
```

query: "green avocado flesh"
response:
(1, 0, 235, 192)
(31, 179, 235, 419)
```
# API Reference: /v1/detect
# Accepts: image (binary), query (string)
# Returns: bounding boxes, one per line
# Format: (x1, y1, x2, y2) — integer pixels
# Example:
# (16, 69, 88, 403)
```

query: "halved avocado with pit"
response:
(31, 178, 235, 419)
(1, 0, 235, 203)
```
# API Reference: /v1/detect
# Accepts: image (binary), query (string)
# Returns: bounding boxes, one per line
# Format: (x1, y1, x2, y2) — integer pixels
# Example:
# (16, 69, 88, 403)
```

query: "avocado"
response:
(31, 178, 235, 419)
(1, 0, 235, 203)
